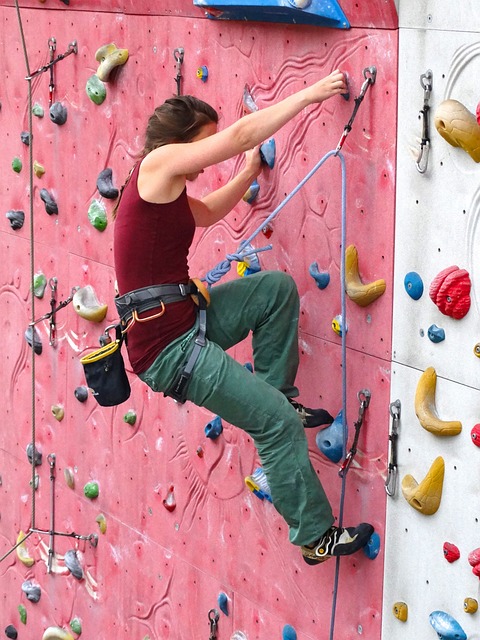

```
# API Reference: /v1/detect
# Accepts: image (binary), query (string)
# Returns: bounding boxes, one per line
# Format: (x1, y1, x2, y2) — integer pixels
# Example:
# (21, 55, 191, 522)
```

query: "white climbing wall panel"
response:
(384, 2, 480, 638)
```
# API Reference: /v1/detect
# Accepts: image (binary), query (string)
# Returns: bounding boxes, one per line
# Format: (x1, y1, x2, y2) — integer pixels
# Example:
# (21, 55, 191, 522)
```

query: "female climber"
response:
(113, 68, 373, 564)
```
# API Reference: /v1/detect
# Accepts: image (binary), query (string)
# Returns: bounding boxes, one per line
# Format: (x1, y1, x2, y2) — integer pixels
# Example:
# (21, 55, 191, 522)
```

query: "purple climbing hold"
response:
(20, 131, 31, 145)
(97, 168, 119, 199)
(6, 210, 25, 230)
(40, 189, 58, 215)
(24, 325, 42, 354)
(49, 101, 68, 125)
(21, 581, 41, 603)
(26, 443, 42, 466)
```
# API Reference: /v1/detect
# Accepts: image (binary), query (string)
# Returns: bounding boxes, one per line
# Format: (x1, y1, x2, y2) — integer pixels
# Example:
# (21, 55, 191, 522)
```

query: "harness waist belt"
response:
(115, 283, 197, 325)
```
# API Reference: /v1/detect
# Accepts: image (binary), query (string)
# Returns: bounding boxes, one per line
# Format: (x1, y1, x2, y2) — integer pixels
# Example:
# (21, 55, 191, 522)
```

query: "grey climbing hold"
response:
(49, 102, 68, 125)
(86, 74, 107, 105)
(64, 549, 83, 580)
(87, 200, 108, 231)
(21, 580, 41, 603)
(26, 443, 42, 466)
(6, 210, 25, 230)
(5, 624, 18, 639)
(20, 131, 31, 146)
(97, 168, 119, 199)
(24, 325, 42, 354)
(74, 386, 89, 402)
(40, 189, 58, 215)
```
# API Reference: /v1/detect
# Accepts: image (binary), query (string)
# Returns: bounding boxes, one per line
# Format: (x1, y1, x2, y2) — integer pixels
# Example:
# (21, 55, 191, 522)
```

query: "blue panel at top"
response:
(193, 0, 350, 29)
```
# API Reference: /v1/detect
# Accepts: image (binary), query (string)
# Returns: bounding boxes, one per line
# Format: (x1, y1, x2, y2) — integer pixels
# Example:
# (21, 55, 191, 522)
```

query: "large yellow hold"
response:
(401, 456, 445, 515)
(415, 367, 462, 436)
(434, 99, 480, 162)
(344, 245, 386, 307)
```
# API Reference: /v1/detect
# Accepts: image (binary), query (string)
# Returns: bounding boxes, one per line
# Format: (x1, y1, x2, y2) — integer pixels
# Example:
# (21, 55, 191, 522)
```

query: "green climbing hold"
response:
(69, 617, 82, 635)
(32, 103, 44, 117)
(88, 200, 108, 231)
(12, 157, 22, 173)
(86, 74, 106, 105)
(83, 481, 99, 499)
(123, 410, 137, 426)
(18, 604, 27, 624)
(33, 272, 47, 298)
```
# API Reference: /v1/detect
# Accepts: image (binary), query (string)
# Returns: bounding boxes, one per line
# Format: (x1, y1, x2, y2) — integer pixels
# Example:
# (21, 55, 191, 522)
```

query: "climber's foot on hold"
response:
(288, 399, 334, 429)
(301, 523, 374, 565)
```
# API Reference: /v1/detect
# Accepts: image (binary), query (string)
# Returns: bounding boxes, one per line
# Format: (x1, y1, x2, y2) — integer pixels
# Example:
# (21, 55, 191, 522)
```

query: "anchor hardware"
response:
(208, 608, 219, 640)
(29, 278, 79, 347)
(385, 399, 401, 496)
(338, 389, 371, 477)
(416, 70, 433, 173)
(173, 47, 184, 96)
(335, 66, 377, 154)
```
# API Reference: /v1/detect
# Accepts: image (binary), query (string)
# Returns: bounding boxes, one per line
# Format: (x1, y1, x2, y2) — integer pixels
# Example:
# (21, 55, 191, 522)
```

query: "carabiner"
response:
(416, 70, 433, 174)
(208, 608, 219, 640)
(385, 399, 401, 496)
(360, 66, 377, 96)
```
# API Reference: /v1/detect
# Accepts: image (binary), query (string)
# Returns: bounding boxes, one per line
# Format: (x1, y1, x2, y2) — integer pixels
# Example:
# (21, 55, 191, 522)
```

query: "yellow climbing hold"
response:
(344, 245, 386, 307)
(34, 160, 46, 178)
(51, 404, 65, 421)
(464, 597, 478, 614)
(95, 43, 129, 82)
(401, 456, 445, 515)
(42, 627, 75, 640)
(415, 367, 462, 436)
(96, 513, 107, 534)
(16, 531, 34, 567)
(392, 602, 408, 622)
(434, 99, 480, 163)
(72, 286, 108, 322)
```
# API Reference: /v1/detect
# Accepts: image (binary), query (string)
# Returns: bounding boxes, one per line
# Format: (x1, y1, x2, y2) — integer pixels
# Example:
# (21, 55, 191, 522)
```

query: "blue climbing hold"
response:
(244, 362, 254, 373)
(429, 610, 466, 640)
(315, 410, 344, 463)
(218, 592, 229, 615)
(428, 324, 445, 343)
(193, 0, 350, 29)
(243, 179, 260, 204)
(362, 531, 380, 560)
(282, 624, 297, 640)
(205, 415, 223, 439)
(259, 138, 276, 169)
(404, 271, 424, 300)
(196, 65, 209, 82)
(309, 262, 330, 289)
(332, 314, 347, 337)
(245, 467, 272, 502)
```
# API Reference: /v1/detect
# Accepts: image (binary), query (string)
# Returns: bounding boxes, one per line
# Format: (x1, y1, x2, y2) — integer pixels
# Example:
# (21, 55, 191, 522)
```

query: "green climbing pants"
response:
(139, 271, 334, 546)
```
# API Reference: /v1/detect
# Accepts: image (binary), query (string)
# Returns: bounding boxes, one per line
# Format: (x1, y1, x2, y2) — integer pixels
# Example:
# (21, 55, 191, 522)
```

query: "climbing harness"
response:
(29, 278, 78, 347)
(113, 280, 209, 404)
(416, 69, 433, 173)
(173, 47, 185, 96)
(208, 609, 219, 640)
(25, 39, 78, 82)
(338, 389, 371, 478)
(385, 399, 401, 496)
(335, 66, 377, 154)
(48, 37, 56, 106)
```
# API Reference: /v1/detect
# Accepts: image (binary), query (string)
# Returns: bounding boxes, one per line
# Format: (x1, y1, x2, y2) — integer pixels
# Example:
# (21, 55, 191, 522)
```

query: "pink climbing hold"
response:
(429, 265, 471, 319)
(163, 484, 176, 512)
(477, 100, 480, 125)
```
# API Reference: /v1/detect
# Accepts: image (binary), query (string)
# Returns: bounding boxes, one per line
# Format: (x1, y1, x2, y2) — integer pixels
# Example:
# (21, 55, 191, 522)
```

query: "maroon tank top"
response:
(113, 162, 197, 373)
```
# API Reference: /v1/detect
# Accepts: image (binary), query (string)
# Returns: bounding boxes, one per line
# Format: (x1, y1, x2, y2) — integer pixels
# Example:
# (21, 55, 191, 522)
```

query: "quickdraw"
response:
(208, 608, 219, 640)
(29, 278, 78, 347)
(385, 399, 401, 496)
(335, 66, 377, 154)
(416, 69, 433, 174)
(338, 389, 371, 477)
(48, 37, 56, 106)
(25, 39, 77, 81)
(173, 47, 184, 96)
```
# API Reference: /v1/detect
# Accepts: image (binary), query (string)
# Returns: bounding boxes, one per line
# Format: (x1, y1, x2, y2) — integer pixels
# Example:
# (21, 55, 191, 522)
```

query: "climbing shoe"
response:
(288, 399, 334, 428)
(301, 523, 374, 565)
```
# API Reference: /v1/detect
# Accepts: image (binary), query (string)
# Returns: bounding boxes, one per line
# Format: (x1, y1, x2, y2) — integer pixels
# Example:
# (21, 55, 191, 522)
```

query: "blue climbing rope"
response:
(204, 149, 339, 286)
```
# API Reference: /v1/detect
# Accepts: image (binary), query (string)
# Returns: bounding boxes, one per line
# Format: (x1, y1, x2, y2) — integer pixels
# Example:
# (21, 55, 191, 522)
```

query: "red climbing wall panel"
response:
(0, 2, 397, 639)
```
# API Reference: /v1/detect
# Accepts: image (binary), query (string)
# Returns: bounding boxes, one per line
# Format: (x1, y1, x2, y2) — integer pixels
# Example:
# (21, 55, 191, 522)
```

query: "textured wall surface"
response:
(384, 2, 480, 639)
(0, 2, 397, 639)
